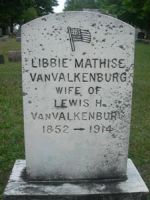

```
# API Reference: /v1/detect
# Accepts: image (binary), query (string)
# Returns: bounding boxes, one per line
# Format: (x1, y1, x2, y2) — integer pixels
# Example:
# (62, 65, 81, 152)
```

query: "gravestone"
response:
(3, 11, 149, 200)
(16, 27, 21, 42)
(8, 51, 21, 62)
(22, 11, 134, 181)
(0, 54, 5, 64)
(0, 28, 2, 37)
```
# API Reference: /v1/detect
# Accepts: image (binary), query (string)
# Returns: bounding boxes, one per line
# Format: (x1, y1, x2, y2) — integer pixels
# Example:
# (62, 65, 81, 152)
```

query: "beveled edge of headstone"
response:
(3, 159, 149, 199)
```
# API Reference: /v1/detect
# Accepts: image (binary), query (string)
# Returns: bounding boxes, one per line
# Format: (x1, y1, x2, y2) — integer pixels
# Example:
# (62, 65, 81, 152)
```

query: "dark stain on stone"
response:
(102, 39, 106, 42)
(92, 23, 96, 27)
(28, 101, 32, 104)
(41, 18, 46, 21)
(125, 68, 130, 72)
(82, 52, 86, 55)
(21, 166, 127, 185)
(111, 134, 117, 138)
(106, 25, 113, 30)
(23, 92, 28, 96)
(119, 45, 125, 50)
(119, 25, 123, 28)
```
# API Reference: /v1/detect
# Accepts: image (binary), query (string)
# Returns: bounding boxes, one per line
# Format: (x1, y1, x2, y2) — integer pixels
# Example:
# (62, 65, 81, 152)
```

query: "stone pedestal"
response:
(3, 159, 149, 200)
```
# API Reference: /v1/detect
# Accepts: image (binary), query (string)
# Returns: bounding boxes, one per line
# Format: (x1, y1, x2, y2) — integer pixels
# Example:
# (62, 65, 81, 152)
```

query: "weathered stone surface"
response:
(3, 159, 149, 200)
(8, 51, 21, 62)
(0, 54, 5, 64)
(22, 12, 135, 180)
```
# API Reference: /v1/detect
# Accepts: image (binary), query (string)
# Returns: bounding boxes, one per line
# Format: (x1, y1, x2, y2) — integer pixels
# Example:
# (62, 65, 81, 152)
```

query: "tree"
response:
(64, 0, 97, 11)
(0, 0, 28, 34)
(34, 0, 58, 15)
(64, 0, 150, 38)
(22, 7, 38, 23)
(96, 0, 150, 36)
(122, 0, 150, 35)
(0, 0, 58, 34)
(97, 0, 124, 15)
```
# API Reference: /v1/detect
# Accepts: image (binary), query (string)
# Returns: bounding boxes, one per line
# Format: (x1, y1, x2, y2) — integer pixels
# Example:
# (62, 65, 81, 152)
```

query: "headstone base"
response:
(3, 159, 149, 200)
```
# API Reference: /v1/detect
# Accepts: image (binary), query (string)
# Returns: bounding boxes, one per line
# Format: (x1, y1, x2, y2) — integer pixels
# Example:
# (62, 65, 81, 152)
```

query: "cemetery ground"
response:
(0, 38, 150, 200)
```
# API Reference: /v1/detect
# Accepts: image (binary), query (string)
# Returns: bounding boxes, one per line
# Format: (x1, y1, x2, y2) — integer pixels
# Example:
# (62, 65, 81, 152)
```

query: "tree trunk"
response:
(10, 19, 14, 34)
(1, 25, 7, 35)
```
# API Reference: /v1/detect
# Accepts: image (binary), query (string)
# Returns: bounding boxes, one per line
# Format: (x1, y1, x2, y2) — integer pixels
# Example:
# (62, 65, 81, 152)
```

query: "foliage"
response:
(64, 0, 150, 34)
(22, 7, 38, 23)
(0, 0, 27, 27)
(122, 0, 150, 32)
(34, 0, 58, 16)
(0, 0, 58, 33)
(64, 0, 97, 11)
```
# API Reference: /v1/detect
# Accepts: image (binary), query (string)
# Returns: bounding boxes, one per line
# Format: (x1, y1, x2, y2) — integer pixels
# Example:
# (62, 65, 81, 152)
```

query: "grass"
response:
(0, 38, 24, 199)
(129, 42, 150, 194)
(0, 38, 150, 199)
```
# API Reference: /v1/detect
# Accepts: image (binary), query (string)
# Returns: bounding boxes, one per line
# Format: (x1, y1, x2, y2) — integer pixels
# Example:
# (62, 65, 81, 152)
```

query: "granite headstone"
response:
(22, 12, 134, 180)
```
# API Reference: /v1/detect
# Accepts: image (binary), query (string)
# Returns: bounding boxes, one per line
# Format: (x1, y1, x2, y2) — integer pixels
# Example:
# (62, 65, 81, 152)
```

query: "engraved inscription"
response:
(68, 27, 91, 51)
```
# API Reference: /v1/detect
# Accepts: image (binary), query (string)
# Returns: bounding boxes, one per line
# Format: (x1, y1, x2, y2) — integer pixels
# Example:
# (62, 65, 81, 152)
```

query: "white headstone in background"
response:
(22, 12, 135, 180)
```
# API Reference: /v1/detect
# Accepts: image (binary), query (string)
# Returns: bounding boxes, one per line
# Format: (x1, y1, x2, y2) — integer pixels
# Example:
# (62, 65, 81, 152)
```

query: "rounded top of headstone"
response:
(22, 11, 134, 30)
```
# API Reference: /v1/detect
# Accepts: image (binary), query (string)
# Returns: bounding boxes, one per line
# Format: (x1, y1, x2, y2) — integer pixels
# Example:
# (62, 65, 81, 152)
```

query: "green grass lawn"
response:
(0, 38, 150, 199)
